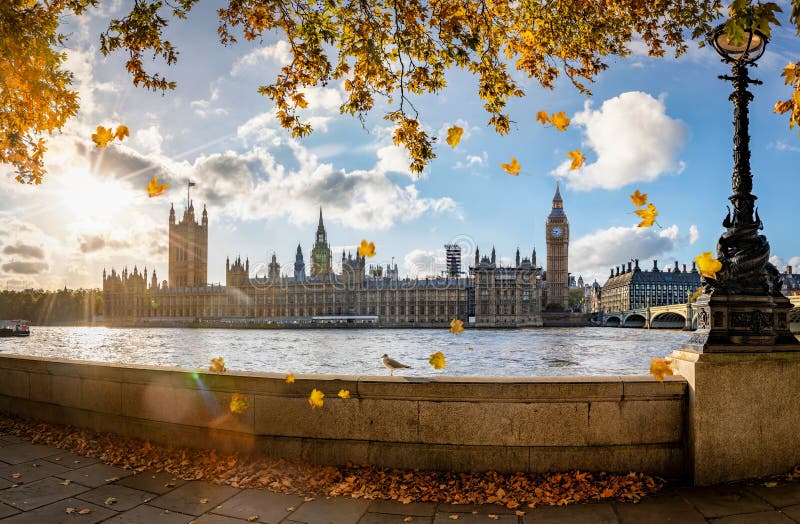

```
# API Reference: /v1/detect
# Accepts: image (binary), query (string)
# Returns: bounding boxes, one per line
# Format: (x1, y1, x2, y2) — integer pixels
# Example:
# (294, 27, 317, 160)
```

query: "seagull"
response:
(382, 354, 411, 375)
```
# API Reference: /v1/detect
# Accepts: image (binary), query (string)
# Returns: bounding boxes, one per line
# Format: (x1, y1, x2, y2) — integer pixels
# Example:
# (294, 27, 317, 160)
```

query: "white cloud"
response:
(190, 85, 228, 118)
(130, 125, 164, 155)
(554, 91, 687, 191)
(404, 249, 444, 278)
(570, 224, 682, 283)
(689, 224, 700, 244)
(231, 41, 292, 76)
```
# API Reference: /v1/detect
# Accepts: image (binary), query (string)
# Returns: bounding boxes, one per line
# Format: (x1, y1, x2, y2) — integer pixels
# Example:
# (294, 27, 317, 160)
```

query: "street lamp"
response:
(685, 24, 799, 352)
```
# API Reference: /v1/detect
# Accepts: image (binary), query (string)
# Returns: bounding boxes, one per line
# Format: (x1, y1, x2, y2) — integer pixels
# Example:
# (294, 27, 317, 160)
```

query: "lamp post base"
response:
(683, 293, 800, 353)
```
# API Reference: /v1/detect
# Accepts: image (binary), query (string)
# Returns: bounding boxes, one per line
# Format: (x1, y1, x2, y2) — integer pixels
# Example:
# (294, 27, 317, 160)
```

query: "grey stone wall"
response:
(0, 355, 687, 477)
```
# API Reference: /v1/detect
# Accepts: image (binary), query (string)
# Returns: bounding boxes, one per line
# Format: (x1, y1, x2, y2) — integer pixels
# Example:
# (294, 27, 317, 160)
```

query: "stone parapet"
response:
(0, 354, 686, 477)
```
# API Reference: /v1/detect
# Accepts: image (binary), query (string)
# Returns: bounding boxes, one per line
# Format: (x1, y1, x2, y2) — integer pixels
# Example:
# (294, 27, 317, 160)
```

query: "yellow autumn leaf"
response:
(429, 351, 446, 370)
(146, 176, 169, 198)
(449, 318, 464, 335)
(229, 393, 248, 414)
(566, 150, 584, 171)
(634, 203, 658, 228)
(549, 111, 570, 131)
(308, 388, 324, 408)
(500, 157, 521, 175)
(649, 357, 673, 382)
(535, 110, 549, 125)
(337, 389, 350, 399)
(114, 125, 130, 141)
(358, 240, 376, 258)
(209, 356, 226, 373)
(91, 126, 115, 148)
(285, 373, 295, 384)
(695, 251, 723, 280)
(630, 190, 648, 207)
(782, 62, 797, 86)
(445, 125, 463, 148)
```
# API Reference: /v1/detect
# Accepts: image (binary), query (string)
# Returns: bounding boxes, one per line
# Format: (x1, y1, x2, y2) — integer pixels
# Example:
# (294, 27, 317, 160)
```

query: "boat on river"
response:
(0, 320, 30, 337)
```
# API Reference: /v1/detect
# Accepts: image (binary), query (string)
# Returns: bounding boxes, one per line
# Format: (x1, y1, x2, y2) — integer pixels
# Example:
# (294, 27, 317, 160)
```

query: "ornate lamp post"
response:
(686, 25, 799, 352)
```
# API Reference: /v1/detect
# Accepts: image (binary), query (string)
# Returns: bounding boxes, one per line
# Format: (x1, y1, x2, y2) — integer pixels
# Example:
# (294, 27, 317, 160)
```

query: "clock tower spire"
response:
(545, 182, 569, 310)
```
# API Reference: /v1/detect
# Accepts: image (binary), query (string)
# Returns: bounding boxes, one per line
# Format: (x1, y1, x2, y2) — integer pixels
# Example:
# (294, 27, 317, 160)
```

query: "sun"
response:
(59, 172, 132, 221)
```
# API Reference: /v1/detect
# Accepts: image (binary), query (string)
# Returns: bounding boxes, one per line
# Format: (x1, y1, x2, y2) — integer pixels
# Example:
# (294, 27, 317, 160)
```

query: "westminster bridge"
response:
(600, 295, 800, 331)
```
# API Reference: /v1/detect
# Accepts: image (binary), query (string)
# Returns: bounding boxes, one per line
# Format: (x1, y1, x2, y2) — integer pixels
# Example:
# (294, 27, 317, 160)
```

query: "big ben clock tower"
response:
(545, 182, 569, 309)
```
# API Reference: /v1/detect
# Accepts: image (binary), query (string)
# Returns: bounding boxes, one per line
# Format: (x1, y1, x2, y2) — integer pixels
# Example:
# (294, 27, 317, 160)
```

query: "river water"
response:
(0, 326, 691, 377)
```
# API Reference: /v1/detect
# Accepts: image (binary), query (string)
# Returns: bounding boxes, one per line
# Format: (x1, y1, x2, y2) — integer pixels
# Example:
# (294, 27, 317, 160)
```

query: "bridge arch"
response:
(651, 311, 686, 329)
(623, 313, 646, 328)
(605, 315, 621, 327)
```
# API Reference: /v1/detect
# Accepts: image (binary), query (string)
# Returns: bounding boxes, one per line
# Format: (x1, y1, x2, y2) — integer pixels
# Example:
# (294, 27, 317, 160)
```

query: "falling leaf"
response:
(209, 357, 226, 373)
(429, 351, 446, 370)
(449, 318, 464, 335)
(500, 157, 521, 176)
(105, 497, 117, 505)
(91, 126, 115, 148)
(695, 251, 723, 280)
(308, 389, 324, 408)
(337, 389, 350, 399)
(649, 357, 673, 382)
(229, 393, 249, 415)
(146, 176, 170, 198)
(630, 190, 648, 207)
(285, 373, 295, 384)
(114, 125, 130, 141)
(782, 62, 797, 86)
(78, 508, 92, 515)
(566, 150, 584, 171)
(634, 203, 658, 228)
(358, 240, 376, 258)
(764, 481, 778, 488)
(445, 125, 463, 148)
(536, 110, 549, 125)
(549, 111, 571, 131)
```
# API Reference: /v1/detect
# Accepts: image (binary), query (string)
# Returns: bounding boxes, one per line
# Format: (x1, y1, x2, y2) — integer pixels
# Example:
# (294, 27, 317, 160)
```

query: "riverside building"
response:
(600, 259, 702, 313)
(103, 187, 570, 327)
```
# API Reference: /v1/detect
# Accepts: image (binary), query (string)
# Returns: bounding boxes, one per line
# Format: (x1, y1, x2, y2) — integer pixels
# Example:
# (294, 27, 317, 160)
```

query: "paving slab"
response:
(210, 489, 304, 523)
(100, 503, 196, 523)
(522, 502, 618, 523)
(0, 502, 20, 519)
(367, 500, 436, 516)
(0, 443, 60, 464)
(782, 504, 800, 522)
(0, 436, 25, 446)
(42, 451, 101, 470)
(745, 483, 800, 508)
(433, 512, 516, 523)
(435, 503, 516, 515)
(0, 496, 116, 523)
(0, 478, 12, 490)
(76, 483, 156, 511)
(195, 514, 252, 523)
(116, 469, 187, 494)
(0, 459, 70, 483)
(614, 493, 706, 524)
(148, 480, 240, 516)
(0, 476, 90, 511)
(683, 486, 773, 519)
(288, 497, 372, 524)
(55, 462, 133, 488)
(710, 510, 796, 523)
(360, 513, 434, 524)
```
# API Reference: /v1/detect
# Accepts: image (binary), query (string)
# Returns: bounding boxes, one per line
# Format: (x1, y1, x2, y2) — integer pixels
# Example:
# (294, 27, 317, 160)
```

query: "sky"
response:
(1, 1, 799, 290)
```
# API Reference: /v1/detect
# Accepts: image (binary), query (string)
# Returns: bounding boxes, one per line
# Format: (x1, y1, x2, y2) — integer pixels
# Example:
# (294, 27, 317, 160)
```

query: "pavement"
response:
(2, 431, 800, 523)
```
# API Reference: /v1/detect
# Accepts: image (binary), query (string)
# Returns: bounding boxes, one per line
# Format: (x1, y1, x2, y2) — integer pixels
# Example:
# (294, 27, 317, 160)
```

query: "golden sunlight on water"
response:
(0, 327, 692, 377)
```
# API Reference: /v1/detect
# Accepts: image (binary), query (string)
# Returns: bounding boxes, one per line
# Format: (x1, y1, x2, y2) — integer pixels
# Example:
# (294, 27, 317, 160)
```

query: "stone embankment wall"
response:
(0, 354, 687, 477)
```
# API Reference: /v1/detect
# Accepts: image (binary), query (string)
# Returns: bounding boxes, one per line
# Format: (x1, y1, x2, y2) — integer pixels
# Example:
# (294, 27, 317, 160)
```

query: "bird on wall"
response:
(382, 354, 411, 376)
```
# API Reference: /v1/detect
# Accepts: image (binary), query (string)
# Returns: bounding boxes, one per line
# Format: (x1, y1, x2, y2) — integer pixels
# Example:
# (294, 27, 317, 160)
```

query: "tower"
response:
(310, 208, 333, 277)
(294, 244, 306, 282)
(545, 182, 569, 309)
(445, 244, 461, 277)
(168, 195, 208, 288)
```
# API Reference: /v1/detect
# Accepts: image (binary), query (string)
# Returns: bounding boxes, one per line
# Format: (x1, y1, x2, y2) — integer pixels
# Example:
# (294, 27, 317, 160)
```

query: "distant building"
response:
(544, 184, 569, 309)
(445, 244, 461, 277)
(782, 266, 800, 296)
(600, 259, 701, 313)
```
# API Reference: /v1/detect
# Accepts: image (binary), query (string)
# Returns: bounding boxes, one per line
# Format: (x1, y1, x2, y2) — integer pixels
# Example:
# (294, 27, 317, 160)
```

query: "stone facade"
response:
(103, 206, 555, 327)
(600, 259, 701, 313)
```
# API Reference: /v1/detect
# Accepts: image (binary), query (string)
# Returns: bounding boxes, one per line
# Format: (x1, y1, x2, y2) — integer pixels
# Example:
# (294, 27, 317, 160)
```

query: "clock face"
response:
(551, 226, 563, 238)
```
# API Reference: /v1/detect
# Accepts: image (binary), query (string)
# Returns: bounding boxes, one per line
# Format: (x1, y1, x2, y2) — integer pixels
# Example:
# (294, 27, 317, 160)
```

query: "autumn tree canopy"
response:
(1, 0, 799, 184)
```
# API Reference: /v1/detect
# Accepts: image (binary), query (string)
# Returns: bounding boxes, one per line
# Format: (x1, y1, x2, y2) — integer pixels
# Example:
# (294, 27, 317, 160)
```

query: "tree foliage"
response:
(0, 289, 103, 324)
(1, 0, 800, 182)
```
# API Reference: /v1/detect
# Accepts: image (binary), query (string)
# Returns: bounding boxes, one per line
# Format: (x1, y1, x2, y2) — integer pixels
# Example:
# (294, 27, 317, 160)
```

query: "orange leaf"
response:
(500, 157, 521, 175)
(649, 357, 673, 382)
(634, 203, 658, 228)
(445, 125, 463, 148)
(308, 388, 324, 408)
(91, 126, 115, 148)
(695, 251, 723, 280)
(357, 240, 376, 258)
(285, 373, 295, 384)
(549, 111, 570, 131)
(630, 190, 647, 207)
(566, 150, 584, 171)
(146, 176, 169, 198)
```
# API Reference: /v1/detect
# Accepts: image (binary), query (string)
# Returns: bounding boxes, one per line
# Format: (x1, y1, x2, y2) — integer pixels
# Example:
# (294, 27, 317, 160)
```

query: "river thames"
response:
(0, 326, 691, 376)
